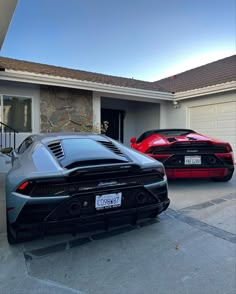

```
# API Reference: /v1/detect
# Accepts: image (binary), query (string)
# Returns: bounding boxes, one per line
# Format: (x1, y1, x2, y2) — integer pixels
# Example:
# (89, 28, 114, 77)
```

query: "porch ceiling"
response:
(0, 0, 18, 50)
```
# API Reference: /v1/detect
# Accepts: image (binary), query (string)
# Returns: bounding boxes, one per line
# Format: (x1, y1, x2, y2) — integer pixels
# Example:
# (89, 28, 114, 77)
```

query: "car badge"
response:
(187, 150, 199, 153)
(98, 181, 118, 187)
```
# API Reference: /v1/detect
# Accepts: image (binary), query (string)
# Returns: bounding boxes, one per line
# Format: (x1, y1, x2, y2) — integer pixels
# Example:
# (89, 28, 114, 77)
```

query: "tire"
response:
(6, 217, 17, 244)
(212, 170, 234, 182)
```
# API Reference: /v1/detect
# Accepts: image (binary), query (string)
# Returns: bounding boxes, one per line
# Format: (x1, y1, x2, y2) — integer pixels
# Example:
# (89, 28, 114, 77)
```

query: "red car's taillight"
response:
(225, 143, 233, 152)
(213, 143, 233, 153)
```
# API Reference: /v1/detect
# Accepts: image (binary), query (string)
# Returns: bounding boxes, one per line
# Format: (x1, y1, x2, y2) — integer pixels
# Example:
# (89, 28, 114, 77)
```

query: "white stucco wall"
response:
(165, 91, 236, 129)
(92, 92, 101, 129)
(134, 102, 160, 137)
(0, 80, 40, 146)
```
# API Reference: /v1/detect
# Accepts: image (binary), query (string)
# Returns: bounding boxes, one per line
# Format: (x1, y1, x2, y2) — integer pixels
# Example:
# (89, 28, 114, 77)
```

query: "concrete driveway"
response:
(0, 171, 235, 294)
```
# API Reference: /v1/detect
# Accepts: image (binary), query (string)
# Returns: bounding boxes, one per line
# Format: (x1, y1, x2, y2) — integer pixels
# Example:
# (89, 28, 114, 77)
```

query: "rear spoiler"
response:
(64, 162, 141, 177)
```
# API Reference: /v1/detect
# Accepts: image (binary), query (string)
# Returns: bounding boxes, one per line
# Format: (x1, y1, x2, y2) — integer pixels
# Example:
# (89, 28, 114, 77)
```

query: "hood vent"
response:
(47, 141, 64, 159)
(187, 136, 197, 141)
(167, 137, 177, 143)
(98, 140, 125, 157)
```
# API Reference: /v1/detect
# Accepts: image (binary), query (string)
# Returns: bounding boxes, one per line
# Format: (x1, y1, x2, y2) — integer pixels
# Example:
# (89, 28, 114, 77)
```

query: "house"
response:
(0, 56, 174, 147)
(0, 55, 235, 155)
(154, 55, 236, 156)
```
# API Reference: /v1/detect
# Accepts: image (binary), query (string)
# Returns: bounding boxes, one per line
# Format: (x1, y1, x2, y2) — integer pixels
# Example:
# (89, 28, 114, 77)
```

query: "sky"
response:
(1, 0, 235, 81)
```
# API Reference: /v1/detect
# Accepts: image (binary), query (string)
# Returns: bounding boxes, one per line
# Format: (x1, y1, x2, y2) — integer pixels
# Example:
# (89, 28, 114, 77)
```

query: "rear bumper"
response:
(166, 167, 232, 179)
(12, 201, 170, 240)
(149, 153, 234, 179)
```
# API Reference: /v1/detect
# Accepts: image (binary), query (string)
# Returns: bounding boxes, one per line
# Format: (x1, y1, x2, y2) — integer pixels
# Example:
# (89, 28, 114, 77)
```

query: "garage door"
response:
(189, 101, 236, 161)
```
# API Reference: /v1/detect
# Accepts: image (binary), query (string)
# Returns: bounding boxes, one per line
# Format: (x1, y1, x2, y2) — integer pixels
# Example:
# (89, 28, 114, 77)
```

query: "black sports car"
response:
(6, 133, 169, 243)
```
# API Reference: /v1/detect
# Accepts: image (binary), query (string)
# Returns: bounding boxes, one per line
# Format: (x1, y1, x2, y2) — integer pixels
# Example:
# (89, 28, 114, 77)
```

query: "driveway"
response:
(0, 171, 235, 294)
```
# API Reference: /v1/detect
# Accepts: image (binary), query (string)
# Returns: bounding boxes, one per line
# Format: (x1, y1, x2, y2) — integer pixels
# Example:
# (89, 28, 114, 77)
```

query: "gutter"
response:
(174, 81, 236, 101)
(0, 70, 174, 101)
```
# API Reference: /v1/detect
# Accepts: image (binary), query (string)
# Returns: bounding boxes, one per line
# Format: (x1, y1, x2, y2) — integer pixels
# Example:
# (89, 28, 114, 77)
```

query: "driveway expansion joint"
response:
(178, 193, 236, 212)
(22, 196, 236, 261)
(166, 208, 236, 244)
(23, 219, 160, 259)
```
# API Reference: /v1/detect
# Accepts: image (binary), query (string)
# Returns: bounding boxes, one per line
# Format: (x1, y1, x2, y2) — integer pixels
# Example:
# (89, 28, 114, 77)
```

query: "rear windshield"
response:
(60, 138, 127, 167)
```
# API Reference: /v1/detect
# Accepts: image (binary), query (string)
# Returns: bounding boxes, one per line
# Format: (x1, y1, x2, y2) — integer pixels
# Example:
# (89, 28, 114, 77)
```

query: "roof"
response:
(153, 55, 236, 93)
(0, 55, 235, 94)
(0, 56, 168, 92)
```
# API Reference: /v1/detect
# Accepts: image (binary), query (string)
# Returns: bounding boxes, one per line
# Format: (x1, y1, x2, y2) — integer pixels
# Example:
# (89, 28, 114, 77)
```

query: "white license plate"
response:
(95, 192, 122, 210)
(185, 156, 201, 165)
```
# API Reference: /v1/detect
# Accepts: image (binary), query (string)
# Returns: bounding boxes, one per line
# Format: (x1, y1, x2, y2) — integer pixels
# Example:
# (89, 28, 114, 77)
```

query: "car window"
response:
(17, 137, 33, 154)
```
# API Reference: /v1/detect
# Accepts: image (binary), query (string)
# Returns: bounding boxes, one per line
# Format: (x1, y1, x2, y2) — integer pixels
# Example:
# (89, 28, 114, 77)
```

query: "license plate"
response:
(95, 192, 122, 210)
(185, 156, 201, 165)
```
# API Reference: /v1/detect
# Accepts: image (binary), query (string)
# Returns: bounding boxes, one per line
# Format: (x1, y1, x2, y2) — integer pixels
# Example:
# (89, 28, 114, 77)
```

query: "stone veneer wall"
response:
(40, 86, 93, 132)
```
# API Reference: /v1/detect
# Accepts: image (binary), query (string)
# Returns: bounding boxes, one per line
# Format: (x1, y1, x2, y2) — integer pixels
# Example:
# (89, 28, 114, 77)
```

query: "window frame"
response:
(0, 94, 34, 133)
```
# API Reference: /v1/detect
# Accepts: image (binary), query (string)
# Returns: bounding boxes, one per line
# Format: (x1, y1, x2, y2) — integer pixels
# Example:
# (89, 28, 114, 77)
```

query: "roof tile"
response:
(0, 56, 169, 92)
(0, 55, 235, 93)
(153, 55, 236, 92)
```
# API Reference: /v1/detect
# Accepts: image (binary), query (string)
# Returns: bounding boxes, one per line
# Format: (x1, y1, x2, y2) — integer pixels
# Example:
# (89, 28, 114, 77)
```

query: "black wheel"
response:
(6, 217, 17, 244)
(212, 170, 234, 182)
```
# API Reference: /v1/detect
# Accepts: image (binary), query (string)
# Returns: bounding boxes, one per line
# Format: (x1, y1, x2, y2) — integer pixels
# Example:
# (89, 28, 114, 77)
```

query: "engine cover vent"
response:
(98, 140, 125, 157)
(47, 141, 64, 159)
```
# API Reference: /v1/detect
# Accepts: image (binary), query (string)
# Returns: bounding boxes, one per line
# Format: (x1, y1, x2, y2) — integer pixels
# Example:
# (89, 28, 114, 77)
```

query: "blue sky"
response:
(1, 0, 235, 81)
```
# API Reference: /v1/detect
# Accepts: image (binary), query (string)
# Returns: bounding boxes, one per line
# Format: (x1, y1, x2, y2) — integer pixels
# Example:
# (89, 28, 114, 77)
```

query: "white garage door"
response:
(189, 101, 236, 161)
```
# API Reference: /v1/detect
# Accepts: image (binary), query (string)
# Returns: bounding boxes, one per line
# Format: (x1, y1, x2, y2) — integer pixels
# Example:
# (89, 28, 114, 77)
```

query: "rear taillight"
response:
(214, 143, 232, 153)
(18, 181, 29, 190)
(154, 166, 166, 177)
(225, 143, 233, 152)
(16, 181, 34, 195)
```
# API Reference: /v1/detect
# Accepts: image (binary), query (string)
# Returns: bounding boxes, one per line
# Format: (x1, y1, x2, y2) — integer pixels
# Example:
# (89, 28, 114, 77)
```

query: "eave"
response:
(174, 81, 236, 101)
(0, 69, 174, 101)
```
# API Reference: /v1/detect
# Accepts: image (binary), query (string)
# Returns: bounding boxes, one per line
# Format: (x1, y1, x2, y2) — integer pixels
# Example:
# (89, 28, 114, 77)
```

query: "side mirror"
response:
(130, 137, 137, 144)
(1, 147, 13, 155)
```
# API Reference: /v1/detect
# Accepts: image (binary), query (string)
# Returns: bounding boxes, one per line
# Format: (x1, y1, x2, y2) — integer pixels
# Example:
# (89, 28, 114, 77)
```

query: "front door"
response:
(101, 109, 125, 143)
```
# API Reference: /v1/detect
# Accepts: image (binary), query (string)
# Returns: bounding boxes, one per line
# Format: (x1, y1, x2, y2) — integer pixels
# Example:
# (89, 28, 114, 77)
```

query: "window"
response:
(17, 137, 33, 154)
(2, 95, 32, 132)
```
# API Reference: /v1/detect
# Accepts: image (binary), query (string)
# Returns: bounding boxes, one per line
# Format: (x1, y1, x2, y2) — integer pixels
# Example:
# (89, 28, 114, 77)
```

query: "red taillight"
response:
(225, 143, 232, 152)
(18, 181, 29, 190)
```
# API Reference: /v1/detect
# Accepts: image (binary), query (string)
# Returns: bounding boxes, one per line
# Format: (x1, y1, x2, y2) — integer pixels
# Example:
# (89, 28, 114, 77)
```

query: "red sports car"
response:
(130, 129, 234, 181)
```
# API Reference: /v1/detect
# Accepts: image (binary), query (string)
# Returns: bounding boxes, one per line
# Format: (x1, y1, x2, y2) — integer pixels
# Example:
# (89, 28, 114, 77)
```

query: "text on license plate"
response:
(95, 192, 122, 210)
(185, 156, 201, 165)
